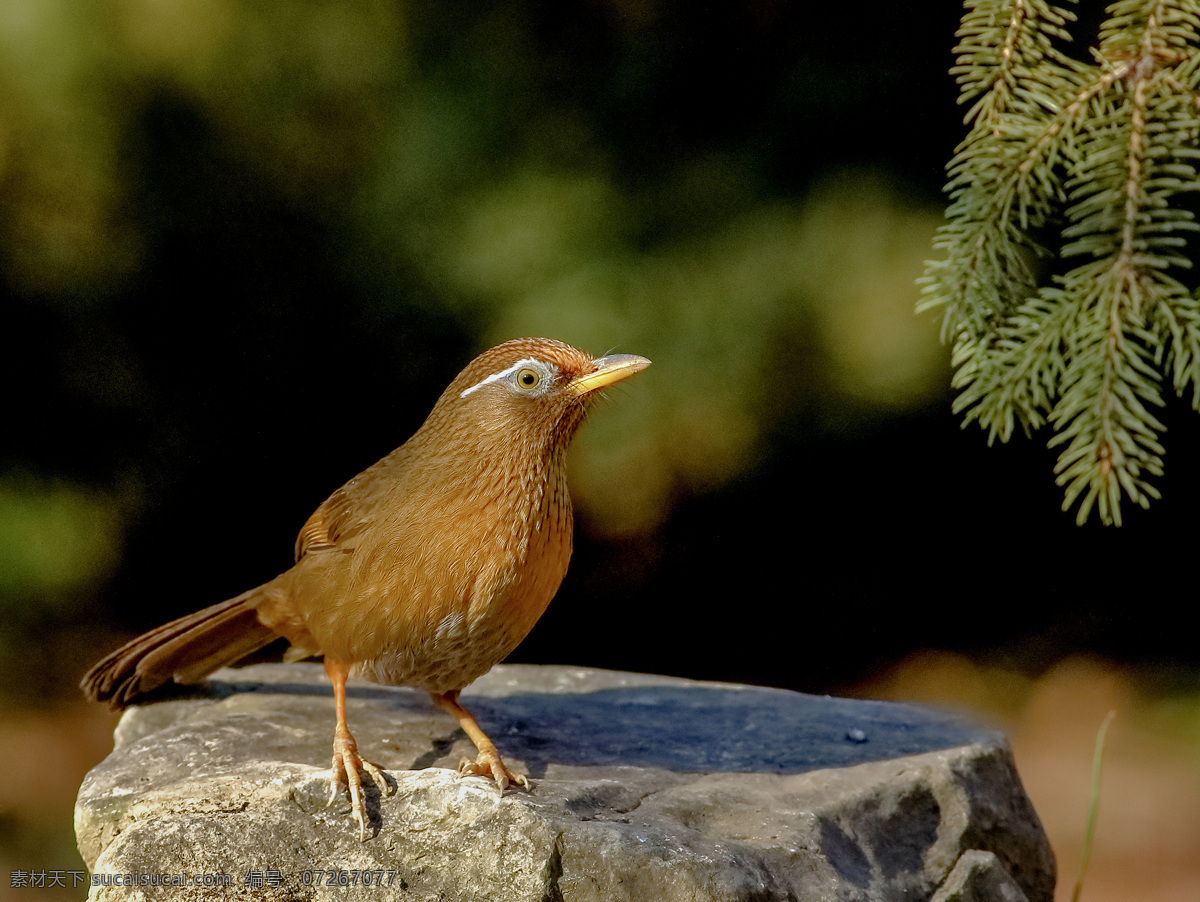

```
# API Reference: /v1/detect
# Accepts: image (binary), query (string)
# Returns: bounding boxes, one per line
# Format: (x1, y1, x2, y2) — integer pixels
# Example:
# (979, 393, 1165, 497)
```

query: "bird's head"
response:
(419, 338, 650, 457)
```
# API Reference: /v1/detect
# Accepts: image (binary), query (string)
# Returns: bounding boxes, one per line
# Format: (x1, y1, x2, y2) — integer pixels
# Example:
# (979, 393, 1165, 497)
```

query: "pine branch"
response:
(1050, 0, 1200, 523)
(921, 0, 1083, 346)
(951, 288, 1075, 442)
(1152, 289, 1200, 403)
(924, 0, 1200, 524)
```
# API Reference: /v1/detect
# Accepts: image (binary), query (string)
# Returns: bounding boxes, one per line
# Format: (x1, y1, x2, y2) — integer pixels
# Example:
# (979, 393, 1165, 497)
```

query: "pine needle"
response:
(923, 0, 1200, 525)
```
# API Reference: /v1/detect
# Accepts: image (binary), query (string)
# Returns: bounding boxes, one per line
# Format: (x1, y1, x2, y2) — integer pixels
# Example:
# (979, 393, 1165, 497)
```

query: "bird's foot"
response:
(458, 748, 530, 792)
(328, 727, 391, 841)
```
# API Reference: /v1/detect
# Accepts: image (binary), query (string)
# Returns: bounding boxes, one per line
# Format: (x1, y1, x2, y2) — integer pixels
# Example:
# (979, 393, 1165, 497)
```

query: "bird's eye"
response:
(515, 367, 543, 391)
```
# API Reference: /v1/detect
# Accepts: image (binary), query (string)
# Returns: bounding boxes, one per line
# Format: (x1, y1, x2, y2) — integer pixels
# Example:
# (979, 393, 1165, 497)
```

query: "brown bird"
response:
(82, 337, 650, 840)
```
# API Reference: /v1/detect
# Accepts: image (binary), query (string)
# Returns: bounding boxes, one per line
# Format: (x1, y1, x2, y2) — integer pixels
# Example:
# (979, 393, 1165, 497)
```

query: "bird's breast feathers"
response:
(288, 463, 572, 682)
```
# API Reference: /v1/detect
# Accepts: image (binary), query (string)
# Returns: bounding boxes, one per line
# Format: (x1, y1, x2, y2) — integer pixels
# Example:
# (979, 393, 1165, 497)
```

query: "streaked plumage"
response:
(81, 337, 650, 840)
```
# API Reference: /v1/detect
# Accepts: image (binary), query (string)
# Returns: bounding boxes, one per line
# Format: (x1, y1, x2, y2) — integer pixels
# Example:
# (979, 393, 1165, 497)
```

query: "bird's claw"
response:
(458, 751, 530, 792)
(328, 729, 391, 841)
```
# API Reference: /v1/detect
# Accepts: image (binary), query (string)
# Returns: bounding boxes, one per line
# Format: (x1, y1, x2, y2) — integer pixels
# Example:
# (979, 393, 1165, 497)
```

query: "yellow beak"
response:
(569, 354, 652, 396)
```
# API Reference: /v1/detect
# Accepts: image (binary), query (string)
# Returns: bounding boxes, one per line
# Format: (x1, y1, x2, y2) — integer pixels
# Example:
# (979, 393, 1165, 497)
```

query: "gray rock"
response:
(75, 663, 1055, 902)
(931, 850, 1031, 902)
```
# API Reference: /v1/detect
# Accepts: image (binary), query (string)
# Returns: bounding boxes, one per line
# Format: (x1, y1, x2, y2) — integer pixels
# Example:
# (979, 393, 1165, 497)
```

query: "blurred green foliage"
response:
(0, 481, 121, 600)
(0, 479, 123, 702)
(0, 0, 946, 581)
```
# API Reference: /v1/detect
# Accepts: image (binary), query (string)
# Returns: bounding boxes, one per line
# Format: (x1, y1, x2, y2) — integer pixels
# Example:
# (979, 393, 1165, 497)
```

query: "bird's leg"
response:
(431, 689, 530, 792)
(324, 658, 389, 841)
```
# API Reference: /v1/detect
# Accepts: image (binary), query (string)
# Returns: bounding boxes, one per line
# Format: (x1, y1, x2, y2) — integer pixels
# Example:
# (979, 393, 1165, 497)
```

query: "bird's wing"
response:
(293, 448, 417, 562)
(295, 487, 357, 561)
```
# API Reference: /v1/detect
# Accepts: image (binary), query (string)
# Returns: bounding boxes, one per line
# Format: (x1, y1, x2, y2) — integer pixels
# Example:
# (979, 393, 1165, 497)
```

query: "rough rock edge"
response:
(76, 663, 1055, 902)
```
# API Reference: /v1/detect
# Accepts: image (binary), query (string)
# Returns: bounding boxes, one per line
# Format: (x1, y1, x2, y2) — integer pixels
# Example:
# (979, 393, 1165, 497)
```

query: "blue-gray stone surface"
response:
(75, 662, 1054, 901)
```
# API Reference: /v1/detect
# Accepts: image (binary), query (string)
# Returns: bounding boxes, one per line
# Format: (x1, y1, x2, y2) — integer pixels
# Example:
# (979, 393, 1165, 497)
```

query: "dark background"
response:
(2, 0, 1194, 704)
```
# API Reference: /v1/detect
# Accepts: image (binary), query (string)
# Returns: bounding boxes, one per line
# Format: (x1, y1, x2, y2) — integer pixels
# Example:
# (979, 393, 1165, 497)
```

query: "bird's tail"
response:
(81, 585, 280, 709)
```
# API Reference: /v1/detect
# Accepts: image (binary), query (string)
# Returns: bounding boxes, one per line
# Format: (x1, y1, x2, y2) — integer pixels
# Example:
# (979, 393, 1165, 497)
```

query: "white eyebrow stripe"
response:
(459, 357, 544, 398)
